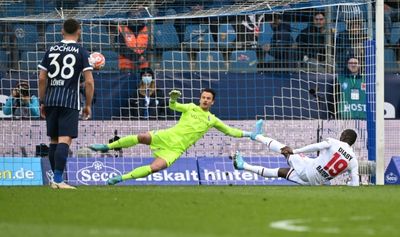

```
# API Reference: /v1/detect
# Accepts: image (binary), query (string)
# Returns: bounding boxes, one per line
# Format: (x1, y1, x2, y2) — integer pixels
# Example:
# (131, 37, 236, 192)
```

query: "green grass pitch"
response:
(1, 186, 399, 237)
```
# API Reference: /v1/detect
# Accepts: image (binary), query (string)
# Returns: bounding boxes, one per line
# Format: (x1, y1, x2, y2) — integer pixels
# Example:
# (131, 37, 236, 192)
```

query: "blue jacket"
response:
(3, 95, 40, 118)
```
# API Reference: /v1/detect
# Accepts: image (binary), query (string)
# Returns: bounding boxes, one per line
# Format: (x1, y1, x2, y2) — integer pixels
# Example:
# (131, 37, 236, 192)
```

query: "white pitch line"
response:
(270, 219, 310, 232)
(269, 216, 377, 235)
(270, 218, 341, 234)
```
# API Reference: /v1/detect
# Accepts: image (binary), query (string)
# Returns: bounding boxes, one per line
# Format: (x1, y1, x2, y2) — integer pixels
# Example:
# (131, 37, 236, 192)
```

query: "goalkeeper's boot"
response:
(107, 175, 123, 185)
(250, 119, 264, 140)
(232, 151, 245, 170)
(89, 144, 109, 152)
(50, 181, 76, 190)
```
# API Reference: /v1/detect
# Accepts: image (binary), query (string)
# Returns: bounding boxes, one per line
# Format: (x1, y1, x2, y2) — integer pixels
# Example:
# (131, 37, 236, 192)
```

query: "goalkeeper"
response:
(89, 88, 255, 185)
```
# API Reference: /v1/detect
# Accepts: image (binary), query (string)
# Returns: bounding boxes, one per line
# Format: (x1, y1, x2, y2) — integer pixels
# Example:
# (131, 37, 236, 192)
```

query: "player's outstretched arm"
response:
(292, 141, 331, 154)
(168, 89, 190, 112)
(169, 89, 181, 103)
(213, 117, 251, 138)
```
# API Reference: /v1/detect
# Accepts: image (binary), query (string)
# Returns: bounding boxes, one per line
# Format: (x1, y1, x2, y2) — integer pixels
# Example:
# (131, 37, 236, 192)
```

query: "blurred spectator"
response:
(296, 12, 328, 63)
(384, 3, 393, 44)
(174, 1, 210, 43)
(3, 80, 40, 118)
(173, 0, 210, 14)
(56, 0, 79, 9)
(129, 68, 167, 119)
(336, 19, 367, 74)
(117, 12, 149, 71)
(235, 14, 264, 48)
(337, 57, 366, 119)
(261, 14, 294, 68)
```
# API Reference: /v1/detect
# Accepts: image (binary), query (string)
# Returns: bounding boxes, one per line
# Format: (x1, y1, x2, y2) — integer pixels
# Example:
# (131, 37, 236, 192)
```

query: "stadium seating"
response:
(228, 50, 258, 73)
(0, 77, 12, 96)
(101, 50, 119, 71)
(0, 49, 8, 70)
(153, 23, 180, 49)
(264, 53, 275, 64)
(161, 51, 191, 71)
(34, 0, 56, 14)
(334, 21, 347, 33)
(12, 24, 39, 51)
(290, 22, 308, 41)
(45, 23, 63, 48)
(183, 24, 215, 49)
(390, 22, 400, 45)
(217, 23, 236, 49)
(258, 22, 273, 46)
(82, 25, 111, 50)
(4, 3, 27, 17)
(210, 0, 236, 8)
(384, 48, 399, 71)
(195, 51, 227, 71)
(19, 51, 45, 71)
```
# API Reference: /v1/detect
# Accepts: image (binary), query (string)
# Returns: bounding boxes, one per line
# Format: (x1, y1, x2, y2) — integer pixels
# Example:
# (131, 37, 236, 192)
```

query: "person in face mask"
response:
(129, 68, 167, 119)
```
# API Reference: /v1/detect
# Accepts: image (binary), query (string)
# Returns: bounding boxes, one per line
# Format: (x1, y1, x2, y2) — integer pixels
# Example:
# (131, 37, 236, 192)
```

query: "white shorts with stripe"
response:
(285, 154, 319, 185)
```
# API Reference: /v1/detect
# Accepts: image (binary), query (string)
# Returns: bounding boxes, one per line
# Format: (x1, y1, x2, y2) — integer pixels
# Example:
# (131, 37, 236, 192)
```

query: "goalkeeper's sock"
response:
(243, 163, 279, 177)
(54, 143, 69, 183)
(48, 143, 57, 172)
(108, 135, 138, 149)
(122, 165, 152, 180)
(255, 135, 285, 153)
(242, 131, 252, 137)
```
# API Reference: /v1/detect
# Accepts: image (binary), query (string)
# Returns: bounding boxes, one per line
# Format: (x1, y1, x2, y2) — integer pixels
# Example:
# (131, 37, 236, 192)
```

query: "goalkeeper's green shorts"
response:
(149, 130, 183, 167)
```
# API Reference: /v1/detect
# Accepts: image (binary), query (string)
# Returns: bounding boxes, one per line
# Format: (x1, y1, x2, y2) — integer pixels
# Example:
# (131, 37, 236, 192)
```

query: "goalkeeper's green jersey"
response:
(153, 101, 243, 152)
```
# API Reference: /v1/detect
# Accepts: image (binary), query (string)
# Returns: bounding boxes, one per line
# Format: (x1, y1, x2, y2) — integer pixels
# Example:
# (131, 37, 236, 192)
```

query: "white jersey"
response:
(293, 138, 359, 186)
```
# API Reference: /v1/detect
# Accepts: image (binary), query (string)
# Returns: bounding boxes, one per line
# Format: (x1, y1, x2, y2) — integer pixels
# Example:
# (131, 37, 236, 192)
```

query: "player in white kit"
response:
(233, 120, 359, 186)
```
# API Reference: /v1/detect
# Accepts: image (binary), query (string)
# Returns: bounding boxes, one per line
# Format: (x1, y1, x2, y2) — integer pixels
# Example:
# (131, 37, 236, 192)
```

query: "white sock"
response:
(243, 163, 279, 177)
(255, 135, 285, 153)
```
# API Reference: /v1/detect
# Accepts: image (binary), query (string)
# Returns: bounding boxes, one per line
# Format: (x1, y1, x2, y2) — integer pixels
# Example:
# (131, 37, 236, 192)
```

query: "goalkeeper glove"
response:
(169, 89, 181, 102)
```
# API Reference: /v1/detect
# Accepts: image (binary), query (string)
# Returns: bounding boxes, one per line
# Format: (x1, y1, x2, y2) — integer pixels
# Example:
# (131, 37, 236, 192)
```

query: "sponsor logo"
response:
(76, 161, 122, 185)
(15, 28, 25, 38)
(385, 172, 398, 184)
(202, 169, 284, 182)
(46, 170, 54, 183)
(0, 157, 42, 185)
(344, 103, 366, 112)
(136, 170, 199, 182)
(384, 102, 396, 119)
(0, 168, 36, 180)
(49, 44, 79, 53)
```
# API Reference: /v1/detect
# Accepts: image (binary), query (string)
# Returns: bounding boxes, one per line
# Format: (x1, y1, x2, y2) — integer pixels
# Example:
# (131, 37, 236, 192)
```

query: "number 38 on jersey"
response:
(48, 53, 77, 86)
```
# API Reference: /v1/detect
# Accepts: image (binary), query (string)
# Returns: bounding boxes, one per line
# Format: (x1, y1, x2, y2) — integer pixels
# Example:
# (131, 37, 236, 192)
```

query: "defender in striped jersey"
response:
(38, 18, 94, 189)
(233, 121, 359, 186)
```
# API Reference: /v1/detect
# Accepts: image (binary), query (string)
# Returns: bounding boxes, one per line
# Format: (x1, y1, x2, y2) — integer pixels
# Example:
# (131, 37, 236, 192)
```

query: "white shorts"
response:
(286, 154, 314, 185)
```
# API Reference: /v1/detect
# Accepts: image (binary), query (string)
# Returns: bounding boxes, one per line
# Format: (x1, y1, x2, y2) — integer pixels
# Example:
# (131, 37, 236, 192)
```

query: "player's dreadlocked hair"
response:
(340, 129, 358, 146)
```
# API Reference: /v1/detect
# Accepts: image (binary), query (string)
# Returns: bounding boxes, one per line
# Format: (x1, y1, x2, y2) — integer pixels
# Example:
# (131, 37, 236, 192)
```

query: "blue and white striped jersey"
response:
(39, 40, 93, 110)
